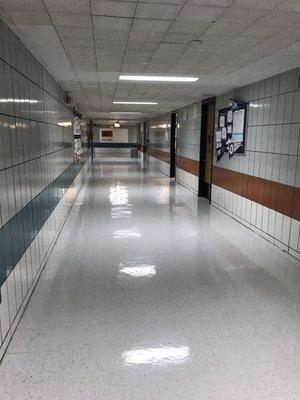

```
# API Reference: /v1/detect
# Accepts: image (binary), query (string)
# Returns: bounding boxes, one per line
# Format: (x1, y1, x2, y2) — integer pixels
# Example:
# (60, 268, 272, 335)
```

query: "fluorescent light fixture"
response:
(58, 121, 72, 127)
(113, 101, 158, 105)
(0, 98, 40, 103)
(119, 75, 198, 82)
(110, 112, 142, 115)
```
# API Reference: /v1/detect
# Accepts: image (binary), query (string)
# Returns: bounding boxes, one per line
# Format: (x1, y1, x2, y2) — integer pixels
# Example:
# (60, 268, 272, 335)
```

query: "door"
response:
(198, 100, 215, 199)
(170, 112, 177, 179)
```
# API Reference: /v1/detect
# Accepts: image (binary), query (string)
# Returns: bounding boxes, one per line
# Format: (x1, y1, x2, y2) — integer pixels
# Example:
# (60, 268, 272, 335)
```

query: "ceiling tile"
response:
(44, 0, 90, 14)
(155, 42, 188, 54)
(127, 40, 158, 51)
(132, 19, 171, 32)
(278, 0, 300, 12)
(96, 40, 127, 50)
(94, 28, 129, 40)
(187, 0, 232, 5)
(128, 30, 163, 42)
(0, 0, 44, 10)
(176, 5, 226, 22)
(135, 3, 181, 20)
(5, 10, 51, 25)
(204, 21, 245, 36)
(51, 13, 92, 28)
(66, 47, 95, 57)
(169, 20, 210, 34)
(93, 15, 132, 30)
(61, 37, 94, 48)
(273, 27, 300, 40)
(221, 7, 267, 23)
(56, 26, 93, 39)
(232, 0, 282, 9)
(259, 10, 300, 26)
(92, 0, 137, 18)
(240, 24, 283, 38)
(163, 32, 199, 44)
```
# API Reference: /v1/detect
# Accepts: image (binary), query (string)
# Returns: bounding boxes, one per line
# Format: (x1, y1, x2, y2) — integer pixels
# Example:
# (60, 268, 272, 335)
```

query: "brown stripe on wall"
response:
(176, 155, 199, 176)
(212, 165, 300, 221)
(148, 148, 170, 164)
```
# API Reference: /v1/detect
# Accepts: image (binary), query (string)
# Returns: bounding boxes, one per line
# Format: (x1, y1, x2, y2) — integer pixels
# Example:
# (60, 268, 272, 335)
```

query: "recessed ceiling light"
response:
(113, 101, 158, 105)
(119, 75, 198, 82)
(110, 111, 142, 114)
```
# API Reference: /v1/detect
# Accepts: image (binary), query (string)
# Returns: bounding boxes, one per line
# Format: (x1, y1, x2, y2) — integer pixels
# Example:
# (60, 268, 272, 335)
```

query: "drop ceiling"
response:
(1, 0, 300, 120)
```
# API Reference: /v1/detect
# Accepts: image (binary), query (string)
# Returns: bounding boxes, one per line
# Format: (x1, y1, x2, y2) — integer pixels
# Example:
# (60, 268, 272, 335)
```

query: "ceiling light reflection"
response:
(113, 228, 141, 239)
(111, 206, 132, 219)
(109, 185, 129, 205)
(122, 346, 190, 366)
(118, 264, 156, 278)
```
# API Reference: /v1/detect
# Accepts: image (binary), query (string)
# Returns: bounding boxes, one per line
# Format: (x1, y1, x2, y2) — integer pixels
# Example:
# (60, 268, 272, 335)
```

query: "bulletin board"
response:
(216, 102, 247, 161)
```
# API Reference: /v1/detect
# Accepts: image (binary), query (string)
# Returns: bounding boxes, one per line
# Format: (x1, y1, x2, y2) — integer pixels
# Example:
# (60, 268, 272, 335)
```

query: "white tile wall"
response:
(0, 157, 91, 360)
(149, 155, 170, 177)
(212, 68, 300, 260)
(176, 103, 201, 190)
(176, 168, 198, 194)
(211, 184, 300, 260)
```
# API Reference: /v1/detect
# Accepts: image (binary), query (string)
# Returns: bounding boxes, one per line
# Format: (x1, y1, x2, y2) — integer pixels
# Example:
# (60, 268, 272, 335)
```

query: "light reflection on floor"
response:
(122, 345, 190, 366)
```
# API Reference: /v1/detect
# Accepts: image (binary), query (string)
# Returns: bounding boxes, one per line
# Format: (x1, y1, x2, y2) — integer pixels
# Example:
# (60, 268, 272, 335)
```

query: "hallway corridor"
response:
(0, 159, 299, 400)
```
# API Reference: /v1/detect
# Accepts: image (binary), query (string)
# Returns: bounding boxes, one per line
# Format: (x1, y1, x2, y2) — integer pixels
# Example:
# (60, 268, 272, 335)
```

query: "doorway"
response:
(170, 112, 177, 179)
(198, 99, 215, 199)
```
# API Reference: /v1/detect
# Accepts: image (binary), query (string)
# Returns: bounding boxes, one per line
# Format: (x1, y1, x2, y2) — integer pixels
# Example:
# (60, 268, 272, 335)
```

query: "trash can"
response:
(130, 147, 138, 158)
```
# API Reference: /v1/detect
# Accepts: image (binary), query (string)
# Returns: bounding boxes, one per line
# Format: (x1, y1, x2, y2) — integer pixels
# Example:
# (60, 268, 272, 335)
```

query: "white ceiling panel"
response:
(5, 10, 51, 25)
(258, 10, 300, 26)
(91, 0, 137, 18)
(93, 15, 132, 30)
(278, 0, 300, 12)
(221, 7, 267, 23)
(132, 19, 171, 32)
(56, 26, 93, 39)
(135, 3, 181, 20)
(187, 0, 232, 5)
(44, 0, 90, 14)
(232, 0, 282, 9)
(177, 5, 226, 22)
(0, 0, 44, 11)
(204, 21, 246, 36)
(1, 0, 300, 120)
(240, 23, 283, 38)
(51, 13, 92, 28)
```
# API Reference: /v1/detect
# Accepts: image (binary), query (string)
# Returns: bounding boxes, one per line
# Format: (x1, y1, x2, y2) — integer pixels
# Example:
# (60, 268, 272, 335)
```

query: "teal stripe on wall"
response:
(0, 152, 90, 295)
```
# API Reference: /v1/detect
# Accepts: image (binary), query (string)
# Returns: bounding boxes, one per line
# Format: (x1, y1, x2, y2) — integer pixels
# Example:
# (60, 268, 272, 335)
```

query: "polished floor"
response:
(0, 157, 299, 400)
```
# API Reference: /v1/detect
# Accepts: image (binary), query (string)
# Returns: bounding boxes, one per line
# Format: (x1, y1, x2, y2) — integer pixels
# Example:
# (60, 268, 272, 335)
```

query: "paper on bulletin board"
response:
(233, 109, 245, 134)
(227, 125, 232, 134)
(219, 115, 225, 128)
(221, 127, 227, 139)
(216, 130, 222, 143)
(227, 110, 233, 123)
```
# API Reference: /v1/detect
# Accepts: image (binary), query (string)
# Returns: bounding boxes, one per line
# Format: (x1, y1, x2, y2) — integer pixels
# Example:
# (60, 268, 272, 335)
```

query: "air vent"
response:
(63, 92, 75, 107)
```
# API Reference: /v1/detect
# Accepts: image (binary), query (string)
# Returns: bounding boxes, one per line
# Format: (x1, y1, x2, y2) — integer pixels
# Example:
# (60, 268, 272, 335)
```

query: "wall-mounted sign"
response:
(101, 130, 113, 141)
(216, 102, 247, 161)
